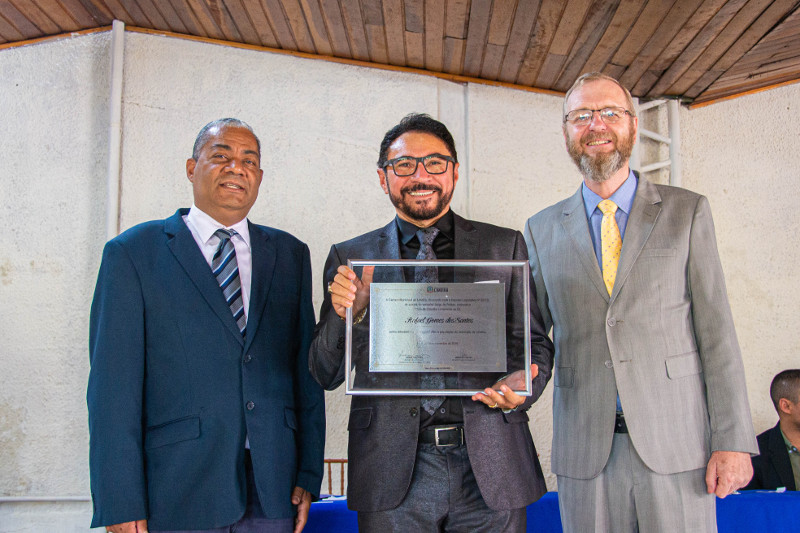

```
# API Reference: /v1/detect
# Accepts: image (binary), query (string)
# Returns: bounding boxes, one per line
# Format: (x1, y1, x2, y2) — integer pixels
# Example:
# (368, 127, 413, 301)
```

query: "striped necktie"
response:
(212, 229, 246, 337)
(416, 227, 445, 415)
(598, 199, 621, 296)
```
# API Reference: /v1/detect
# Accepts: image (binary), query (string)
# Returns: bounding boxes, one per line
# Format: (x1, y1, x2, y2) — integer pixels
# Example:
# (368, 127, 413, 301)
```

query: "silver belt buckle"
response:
(434, 426, 461, 447)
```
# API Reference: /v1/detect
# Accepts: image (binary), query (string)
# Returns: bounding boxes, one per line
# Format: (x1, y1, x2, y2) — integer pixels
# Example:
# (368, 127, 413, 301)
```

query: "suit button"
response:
(410, 407, 418, 417)
(604, 360, 614, 368)
(243, 354, 252, 363)
(246, 401, 255, 411)
(607, 318, 617, 327)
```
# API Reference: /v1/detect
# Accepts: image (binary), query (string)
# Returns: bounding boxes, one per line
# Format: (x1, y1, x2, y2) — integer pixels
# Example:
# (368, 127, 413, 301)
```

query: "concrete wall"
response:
(0, 31, 111, 529)
(0, 29, 797, 529)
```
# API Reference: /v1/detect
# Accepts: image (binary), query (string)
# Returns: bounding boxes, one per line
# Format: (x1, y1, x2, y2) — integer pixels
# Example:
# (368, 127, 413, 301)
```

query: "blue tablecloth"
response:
(306, 491, 800, 532)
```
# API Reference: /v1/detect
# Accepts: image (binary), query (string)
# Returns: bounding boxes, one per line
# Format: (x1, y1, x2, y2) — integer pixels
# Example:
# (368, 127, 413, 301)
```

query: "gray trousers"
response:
(558, 433, 717, 533)
(358, 442, 526, 533)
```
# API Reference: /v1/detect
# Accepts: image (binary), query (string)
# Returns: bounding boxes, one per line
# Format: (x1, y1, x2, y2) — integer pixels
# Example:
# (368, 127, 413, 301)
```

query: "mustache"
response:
(403, 183, 442, 193)
(582, 131, 617, 143)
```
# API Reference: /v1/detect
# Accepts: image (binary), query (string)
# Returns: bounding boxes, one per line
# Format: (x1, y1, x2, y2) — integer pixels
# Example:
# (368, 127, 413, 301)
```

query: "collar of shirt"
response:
(582, 169, 638, 221)
(781, 427, 799, 454)
(186, 204, 251, 249)
(395, 209, 455, 245)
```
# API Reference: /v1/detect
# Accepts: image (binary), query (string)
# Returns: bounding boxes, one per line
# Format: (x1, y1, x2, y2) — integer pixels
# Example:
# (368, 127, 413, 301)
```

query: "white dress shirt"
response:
(183, 205, 253, 320)
(183, 205, 254, 448)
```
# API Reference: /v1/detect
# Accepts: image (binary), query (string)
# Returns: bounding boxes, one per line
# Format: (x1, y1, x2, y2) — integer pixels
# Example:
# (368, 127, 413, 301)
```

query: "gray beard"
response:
(577, 150, 626, 183)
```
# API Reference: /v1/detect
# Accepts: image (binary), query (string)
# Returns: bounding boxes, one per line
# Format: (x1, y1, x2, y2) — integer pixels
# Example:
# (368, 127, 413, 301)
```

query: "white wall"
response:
(680, 84, 800, 431)
(0, 32, 111, 528)
(1, 29, 797, 529)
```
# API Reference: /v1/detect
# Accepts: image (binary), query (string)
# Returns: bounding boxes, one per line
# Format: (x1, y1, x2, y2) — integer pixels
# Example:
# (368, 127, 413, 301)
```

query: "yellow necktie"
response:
(599, 200, 621, 296)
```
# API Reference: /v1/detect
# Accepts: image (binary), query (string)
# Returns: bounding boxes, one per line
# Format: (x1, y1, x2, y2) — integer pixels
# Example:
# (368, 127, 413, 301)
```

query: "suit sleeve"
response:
(513, 230, 554, 409)
(522, 218, 553, 333)
(688, 196, 757, 455)
(87, 240, 148, 526)
(293, 243, 326, 495)
(308, 244, 349, 390)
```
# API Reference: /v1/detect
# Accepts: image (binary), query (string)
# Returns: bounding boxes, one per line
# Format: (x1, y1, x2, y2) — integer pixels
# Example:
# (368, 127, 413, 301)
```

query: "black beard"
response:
(388, 181, 453, 222)
(567, 126, 635, 183)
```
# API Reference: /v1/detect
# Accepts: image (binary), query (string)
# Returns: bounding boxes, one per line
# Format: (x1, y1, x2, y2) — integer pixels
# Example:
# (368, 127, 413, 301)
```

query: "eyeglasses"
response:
(384, 154, 455, 177)
(564, 107, 633, 126)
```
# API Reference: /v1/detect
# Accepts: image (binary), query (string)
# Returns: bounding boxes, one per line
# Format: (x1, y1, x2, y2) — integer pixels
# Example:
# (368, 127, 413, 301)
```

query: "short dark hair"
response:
(770, 369, 800, 411)
(192, 118, 260, 160)
(377, 113, 458, 168)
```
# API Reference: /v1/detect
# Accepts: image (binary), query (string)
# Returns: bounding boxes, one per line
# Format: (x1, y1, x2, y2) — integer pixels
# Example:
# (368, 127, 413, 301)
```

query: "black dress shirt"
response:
(395, 210, 463, 429)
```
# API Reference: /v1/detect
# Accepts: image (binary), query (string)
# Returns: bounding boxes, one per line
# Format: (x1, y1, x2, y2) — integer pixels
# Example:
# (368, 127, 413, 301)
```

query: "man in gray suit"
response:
(310, 113, 554, 532)
(523, 73, 757, 532)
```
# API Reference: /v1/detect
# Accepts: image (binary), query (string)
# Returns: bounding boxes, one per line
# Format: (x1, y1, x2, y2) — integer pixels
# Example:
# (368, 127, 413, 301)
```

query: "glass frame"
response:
(564, 106, 633, 125)
(344, 259, 532, 396)
(383, 154, 456, 176)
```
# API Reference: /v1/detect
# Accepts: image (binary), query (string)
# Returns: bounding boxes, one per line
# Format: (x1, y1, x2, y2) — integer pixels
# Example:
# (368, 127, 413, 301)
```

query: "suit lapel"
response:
(244, 223, 275, 352)
(560, 190, 609, 301)
(611, 178, 662, 300)
(453, 213, 477, 283)
(374, 220, 404, 283)
(165, 211, 245, 345)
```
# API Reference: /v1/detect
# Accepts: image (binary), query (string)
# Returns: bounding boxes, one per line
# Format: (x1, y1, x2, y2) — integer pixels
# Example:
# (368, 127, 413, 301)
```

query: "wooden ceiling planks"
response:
(619, 0, 702, 91)
(685, 0, 797, 98)
(423, 0, 444, 71)
(404, 0, 425, 68)
(647, 0, 747, 96)
(1, 0, 799, 106)
(8, 1, 62, 35)
(552, 0, 621, 92)
(579, 0, 644, 76)
(129, 0, 170, 30)
(31, 0, 82, 31)
(339, 0, 369, 60)
(318, 0, 351, 56)
(516, 0, 566, 86)
(145, 0, 187, 33)
(443, 0, 468, 74)
(299, 0, 333, 54)
(497, 0, 540, 83)
(381, 0, 404, 66)
(0, 1, 43, 39)
(59, 0, 100, 26)
(361, 0, 388, 63)
(275, 0, 314, 53)
(695, 6, 800, 101)
(95, 0, 132, 24)
(223, 0, 262, 45)
(462, 0, 491, 77)
(260, 0, 298, 50)
(667, 0, 773, 95)
(535, 0, 593, 88)
(164, 0, 205, 36)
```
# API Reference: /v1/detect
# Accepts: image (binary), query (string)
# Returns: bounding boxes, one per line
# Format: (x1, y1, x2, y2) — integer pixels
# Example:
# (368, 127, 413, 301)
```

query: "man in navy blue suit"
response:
(88, 118, 325, 533)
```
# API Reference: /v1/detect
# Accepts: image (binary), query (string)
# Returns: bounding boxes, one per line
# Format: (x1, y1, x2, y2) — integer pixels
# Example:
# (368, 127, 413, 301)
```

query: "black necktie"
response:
(416, 227, 445, 415)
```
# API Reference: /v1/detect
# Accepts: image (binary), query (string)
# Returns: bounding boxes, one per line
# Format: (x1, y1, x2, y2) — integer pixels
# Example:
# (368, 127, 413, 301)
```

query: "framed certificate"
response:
(344, 260, 532, 396)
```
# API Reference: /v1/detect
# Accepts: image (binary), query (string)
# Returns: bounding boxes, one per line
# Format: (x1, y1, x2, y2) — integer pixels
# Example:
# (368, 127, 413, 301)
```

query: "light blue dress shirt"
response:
(581, 170, 637, 414)
(582, 170, 638, 268)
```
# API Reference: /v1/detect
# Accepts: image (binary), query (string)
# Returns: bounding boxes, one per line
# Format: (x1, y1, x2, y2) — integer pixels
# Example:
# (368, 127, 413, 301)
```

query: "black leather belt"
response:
(419, 425, 464, 447)
(615, 413, 628, 433)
